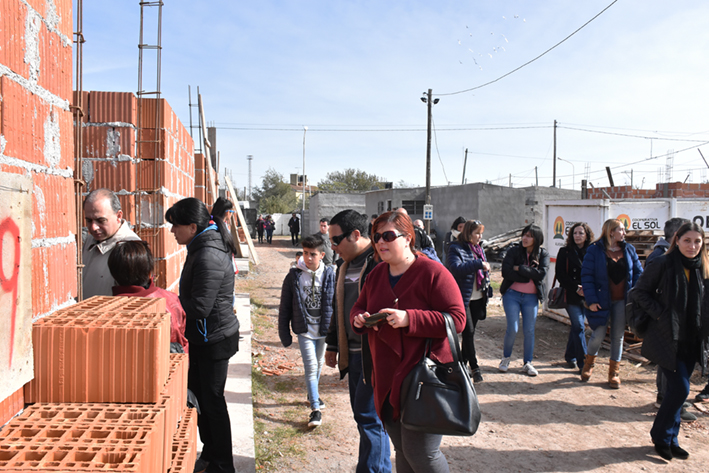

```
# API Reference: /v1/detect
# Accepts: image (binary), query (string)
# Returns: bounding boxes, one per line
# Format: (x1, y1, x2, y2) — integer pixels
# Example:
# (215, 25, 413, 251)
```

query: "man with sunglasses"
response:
(325, 210, 391, 473)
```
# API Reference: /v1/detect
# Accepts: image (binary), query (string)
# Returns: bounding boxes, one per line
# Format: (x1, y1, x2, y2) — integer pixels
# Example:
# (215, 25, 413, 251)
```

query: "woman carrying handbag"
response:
(351, 211, 466, 473)
(632, 222, 709, 461)
(555, 222, 594, 372)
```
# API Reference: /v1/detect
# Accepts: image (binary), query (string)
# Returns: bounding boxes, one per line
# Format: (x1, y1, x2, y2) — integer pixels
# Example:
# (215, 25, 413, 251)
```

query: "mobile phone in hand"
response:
(363, 312, 388, 328)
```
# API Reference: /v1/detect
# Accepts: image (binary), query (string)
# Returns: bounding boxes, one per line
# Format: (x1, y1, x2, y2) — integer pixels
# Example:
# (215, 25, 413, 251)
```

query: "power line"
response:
(436, 0, 620, 97)
(559, 125, 709, 142)
(212, 125, 549, 132)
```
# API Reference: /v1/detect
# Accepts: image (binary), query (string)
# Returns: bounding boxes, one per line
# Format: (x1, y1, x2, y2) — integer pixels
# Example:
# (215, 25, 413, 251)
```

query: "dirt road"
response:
(239, 237, 709, 472)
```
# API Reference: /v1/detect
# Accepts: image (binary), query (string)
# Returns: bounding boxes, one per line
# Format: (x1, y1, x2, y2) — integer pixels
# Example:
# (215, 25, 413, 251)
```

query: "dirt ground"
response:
(237, 236, 709, 472)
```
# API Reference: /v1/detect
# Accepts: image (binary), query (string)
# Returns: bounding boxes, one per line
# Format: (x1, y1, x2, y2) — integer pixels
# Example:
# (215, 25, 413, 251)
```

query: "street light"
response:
(557, 157, 575, 190)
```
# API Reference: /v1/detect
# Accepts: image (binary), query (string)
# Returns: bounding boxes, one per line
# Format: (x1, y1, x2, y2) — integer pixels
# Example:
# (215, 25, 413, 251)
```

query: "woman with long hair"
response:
(443, 216, 466, 265)
(447, 219, 491, 383)
(166, 197, 239, 473)
(633, 222, 709, 461)
(499, 224, 550, 376)
(580, 219, 642, 388)
(351, 211, 466, 473)
(555, 222, 594, 371)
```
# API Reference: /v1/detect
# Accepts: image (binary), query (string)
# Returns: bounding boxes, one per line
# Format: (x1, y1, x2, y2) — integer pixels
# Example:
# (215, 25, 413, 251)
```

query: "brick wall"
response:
(0, 0, 75, 422)
(587, 182, 709, 200)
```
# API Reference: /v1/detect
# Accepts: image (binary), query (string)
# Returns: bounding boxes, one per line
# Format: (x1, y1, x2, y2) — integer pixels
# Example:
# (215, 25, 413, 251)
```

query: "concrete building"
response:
(305, 192, 366, 235)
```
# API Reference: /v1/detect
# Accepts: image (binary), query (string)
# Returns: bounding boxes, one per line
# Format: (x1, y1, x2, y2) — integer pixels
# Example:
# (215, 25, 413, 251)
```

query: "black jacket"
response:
(634, 251, 709, 372)
(500, 243, 550, 302)
(179, 229, 239, 347)
(555, 245, 587, 306)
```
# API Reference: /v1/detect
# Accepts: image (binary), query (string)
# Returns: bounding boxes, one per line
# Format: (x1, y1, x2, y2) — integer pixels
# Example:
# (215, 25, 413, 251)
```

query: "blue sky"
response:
(78, 0, 709, 192)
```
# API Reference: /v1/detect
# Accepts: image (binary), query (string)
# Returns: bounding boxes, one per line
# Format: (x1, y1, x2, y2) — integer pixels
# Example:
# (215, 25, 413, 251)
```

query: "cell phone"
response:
(363, 312, 388, 327)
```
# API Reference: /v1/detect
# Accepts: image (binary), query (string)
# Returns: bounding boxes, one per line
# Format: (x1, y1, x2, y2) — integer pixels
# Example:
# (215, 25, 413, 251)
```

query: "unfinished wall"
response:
(0, 0, 75, 423)
(588, 182, 709, 200)
(308, 192, 366, 235)
(81, 92, 195, 292)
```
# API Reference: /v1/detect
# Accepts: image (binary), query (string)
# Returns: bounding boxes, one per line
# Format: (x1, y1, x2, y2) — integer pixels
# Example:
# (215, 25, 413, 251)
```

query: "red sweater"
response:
(113, 280, 189, 353)
(351, 256, 465, 420)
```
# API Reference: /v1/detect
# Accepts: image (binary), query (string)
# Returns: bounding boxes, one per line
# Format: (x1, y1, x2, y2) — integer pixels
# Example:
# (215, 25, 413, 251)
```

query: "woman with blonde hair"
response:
(633, 222, 709, 460)
(580, 219, 642, 388)
(351, 211, 466, 473)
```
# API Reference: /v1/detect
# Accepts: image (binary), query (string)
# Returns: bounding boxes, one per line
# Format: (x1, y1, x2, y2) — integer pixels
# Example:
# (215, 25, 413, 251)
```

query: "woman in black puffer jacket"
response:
(166, 197, 239, 473)
(633, 222, 709, 461)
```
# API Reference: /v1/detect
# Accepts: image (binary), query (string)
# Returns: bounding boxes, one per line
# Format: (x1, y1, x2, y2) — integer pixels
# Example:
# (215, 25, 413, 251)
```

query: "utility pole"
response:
(421, 89, 438, 234)
(552, 119, 557, 187)
(247, 155, 253, 200)
(535, 167, 538, 187)
(461, 148, 468, 185)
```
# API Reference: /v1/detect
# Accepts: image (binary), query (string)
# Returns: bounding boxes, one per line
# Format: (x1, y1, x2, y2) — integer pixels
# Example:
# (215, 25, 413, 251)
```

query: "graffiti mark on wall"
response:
(0, 217, 21, 369)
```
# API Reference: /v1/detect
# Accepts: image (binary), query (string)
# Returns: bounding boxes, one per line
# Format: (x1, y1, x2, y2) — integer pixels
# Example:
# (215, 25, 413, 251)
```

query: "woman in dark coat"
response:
(580, 219, 642, 388)
(447, 219, 491, 383)
(166, 198, 239, 473)
(499, 224, 550, 376)
(633, 222, 709, 461)
(554, 222, 594, 371)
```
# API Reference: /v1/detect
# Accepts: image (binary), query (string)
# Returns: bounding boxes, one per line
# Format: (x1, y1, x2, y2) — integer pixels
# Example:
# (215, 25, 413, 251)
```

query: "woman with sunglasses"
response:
(632, 222, 709, 461)
(499, 224, 550, 376)
(351, 211, 465, 473)
(580, 219, 642, 388)
(447, 219, 491, 383)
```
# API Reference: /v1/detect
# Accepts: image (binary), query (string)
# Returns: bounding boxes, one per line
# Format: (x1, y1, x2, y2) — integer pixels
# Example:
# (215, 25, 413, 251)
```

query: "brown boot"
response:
(581, 355, 596, 381)
(609, 360, 621, 389)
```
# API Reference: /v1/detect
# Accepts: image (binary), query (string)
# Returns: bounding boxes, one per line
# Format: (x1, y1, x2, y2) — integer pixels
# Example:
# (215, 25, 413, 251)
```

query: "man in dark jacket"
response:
(288, 212, 301, 246)
(325, 210, 391, 473)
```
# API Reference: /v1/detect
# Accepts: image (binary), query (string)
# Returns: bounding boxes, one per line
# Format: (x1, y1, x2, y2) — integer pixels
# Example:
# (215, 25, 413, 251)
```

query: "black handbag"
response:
(547, 258, 568, 310)
(399, 312, 481, 436)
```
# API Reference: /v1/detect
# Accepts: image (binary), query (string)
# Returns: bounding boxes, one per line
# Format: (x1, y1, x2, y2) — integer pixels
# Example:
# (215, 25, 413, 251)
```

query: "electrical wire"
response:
(436, 0, 620, 97)
(558, 125, 709, 142)
(431, 116, 449, 183)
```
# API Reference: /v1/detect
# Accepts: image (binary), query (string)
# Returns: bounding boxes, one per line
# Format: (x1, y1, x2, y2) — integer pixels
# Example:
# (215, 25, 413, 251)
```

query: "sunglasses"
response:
(373, 231, 404, 244)
(331, 231, 352, 246)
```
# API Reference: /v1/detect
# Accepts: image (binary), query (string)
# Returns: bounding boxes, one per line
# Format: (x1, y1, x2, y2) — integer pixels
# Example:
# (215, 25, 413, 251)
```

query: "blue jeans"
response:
(297, 335, 326, 410)
(348, 353, 392, 473)
(502, 289, 539, 364)
(564, 304, 587, 368)
(586, 300, 625, 361)
(651, 354, 695, 447)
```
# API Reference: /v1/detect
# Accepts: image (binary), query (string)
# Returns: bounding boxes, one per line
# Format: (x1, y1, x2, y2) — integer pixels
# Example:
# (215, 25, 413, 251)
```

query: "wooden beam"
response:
(225, 175, 259, 265)
(198, 94, 218, 205)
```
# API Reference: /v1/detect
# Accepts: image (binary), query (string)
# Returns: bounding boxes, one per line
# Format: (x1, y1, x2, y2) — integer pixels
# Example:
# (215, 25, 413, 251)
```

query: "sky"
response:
(77, 0, 709, 193)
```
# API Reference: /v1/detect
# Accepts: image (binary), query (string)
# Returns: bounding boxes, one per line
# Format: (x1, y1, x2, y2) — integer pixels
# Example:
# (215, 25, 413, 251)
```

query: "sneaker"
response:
(318, 398, 326, 410)
(695, 385, 709, 403)
(566, 359, 578, 370)
(522, 362, 538, 377)
(498, 357, 511, 372)
(680, 408, 697, 422)
(194, 458, 209, 473)
(308, 410, 322, 428)
(471, 368, 484, 384)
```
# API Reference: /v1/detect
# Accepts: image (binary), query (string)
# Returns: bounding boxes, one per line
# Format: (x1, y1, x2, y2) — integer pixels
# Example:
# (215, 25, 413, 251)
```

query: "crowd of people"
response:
(81, 187, 709, 470)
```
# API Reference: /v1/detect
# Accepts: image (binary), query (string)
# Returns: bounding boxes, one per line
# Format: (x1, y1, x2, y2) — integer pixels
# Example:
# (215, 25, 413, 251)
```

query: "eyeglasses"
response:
(373, 231, 404, 244)
(331, 231, 352, 246)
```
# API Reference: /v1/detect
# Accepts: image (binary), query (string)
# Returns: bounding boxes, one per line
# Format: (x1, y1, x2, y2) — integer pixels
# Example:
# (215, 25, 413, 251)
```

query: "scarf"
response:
(468, 242, 487, 288)
(673, 251, 702, 358)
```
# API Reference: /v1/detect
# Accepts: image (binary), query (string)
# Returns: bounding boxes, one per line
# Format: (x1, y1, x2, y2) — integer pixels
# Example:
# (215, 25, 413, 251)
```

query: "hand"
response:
(513, 265, 519, 271)
(576, 286, 584, 297)
(588, 303, 601, 312)
(384, 309, 409, 329)
(325, 351, 337, 368)
(482, 262, 491, 271)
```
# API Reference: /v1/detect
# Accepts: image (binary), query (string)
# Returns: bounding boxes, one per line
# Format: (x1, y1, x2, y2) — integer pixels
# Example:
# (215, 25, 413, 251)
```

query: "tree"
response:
(317, 169, 385, 193)
(395, 179, 419, 189)
(252, 168, 299, 214)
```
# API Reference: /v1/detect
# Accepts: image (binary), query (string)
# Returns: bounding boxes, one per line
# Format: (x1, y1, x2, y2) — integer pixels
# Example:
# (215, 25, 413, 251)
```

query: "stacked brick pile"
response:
(193, 153, 217, 205)
(80, 92, 195, 291)
(0, 297, 196, 472)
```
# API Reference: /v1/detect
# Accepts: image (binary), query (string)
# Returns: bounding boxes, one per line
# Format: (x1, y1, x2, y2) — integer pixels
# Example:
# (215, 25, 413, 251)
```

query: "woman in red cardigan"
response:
(352, 211, 466, 473)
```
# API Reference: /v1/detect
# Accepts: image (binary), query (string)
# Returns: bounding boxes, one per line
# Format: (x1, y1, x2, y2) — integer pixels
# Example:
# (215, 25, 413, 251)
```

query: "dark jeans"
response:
(347, 353, 392, 473)
(266, 230, 273, 244)
(291, 231, 299, 245)
(189, 348, 235, 473)
(651, 353, 696, 447)
(462, 298, 485, 370)
(382, 401, 448, 473)
(564, 304, 587, 369)
(257, 229, 264, 243)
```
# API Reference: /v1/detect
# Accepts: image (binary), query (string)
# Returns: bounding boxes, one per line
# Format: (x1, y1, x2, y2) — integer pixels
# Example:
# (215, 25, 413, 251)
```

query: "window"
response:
(387, 200, 392, 211)
(401, 200, 425, 214)
(378, 201, 385, 214)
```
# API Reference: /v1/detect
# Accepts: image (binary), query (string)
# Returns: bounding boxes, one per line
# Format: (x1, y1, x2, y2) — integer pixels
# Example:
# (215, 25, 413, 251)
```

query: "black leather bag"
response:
(547, 284, 567, 309)
(399, 312, 481, 436)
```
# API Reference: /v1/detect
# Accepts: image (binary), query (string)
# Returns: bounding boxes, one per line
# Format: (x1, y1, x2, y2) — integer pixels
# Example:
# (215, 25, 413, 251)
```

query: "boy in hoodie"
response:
(278, 234, 336, 428)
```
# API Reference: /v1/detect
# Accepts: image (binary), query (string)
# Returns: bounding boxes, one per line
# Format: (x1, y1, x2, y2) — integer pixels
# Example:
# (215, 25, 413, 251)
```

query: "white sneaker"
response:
(522, 362, 538, 377)
(498, 357, 511, 372)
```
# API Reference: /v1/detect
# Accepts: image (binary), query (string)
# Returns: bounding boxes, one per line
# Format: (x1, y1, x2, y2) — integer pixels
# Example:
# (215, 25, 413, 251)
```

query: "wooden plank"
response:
(225, 175, 259, 265)
(197, 94, 218, 206)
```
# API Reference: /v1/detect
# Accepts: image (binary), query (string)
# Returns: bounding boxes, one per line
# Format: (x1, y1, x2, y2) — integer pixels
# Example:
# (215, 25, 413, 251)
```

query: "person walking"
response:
(442, 216, 466, 266)
(499, 224, 550, 376)
(165, 198, 240, 473)
(447, 219, 491, 383)
(255, 215, 265, 243)
(554, 222, 593, 371)
(265, 215, 274, 244)
(633, 222, 709, 461)
(288, 212, 301, 246)
(278, 235, 335, 428)
(352, 211, 466, 473)
(580, 219, 642, 388)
